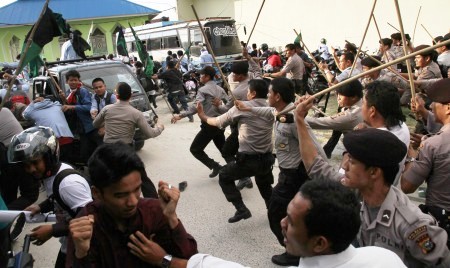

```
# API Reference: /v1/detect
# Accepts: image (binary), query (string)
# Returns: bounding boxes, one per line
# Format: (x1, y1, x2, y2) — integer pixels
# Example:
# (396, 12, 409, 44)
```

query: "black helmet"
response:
(261, 43, 268, 51)
(8, 127, 59, 169)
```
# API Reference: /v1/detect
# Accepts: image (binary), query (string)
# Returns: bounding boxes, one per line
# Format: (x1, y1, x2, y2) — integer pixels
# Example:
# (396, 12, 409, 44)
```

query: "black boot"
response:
(209, 162, 222, 178)
(271, 252, 300, 266)
(236, 177, 253, 190)
(229, 202, 252, 223)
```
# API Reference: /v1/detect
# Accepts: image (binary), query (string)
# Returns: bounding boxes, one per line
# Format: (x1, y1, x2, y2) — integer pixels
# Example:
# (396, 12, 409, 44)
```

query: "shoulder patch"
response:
(408, 225, 427, 240)
(416, 233, 435, 254)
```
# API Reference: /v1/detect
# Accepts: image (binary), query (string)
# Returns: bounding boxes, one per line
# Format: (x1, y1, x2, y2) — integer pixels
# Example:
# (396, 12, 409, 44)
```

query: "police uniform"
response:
(306, 100, 362, 133)
(282, 53, 305, 94)
(251, 103, 327, 245)
(215, 98, 274, 221)
(361, 69, 410, 91)
(403, 124, 450, 211)
(359, 186, 450, 267)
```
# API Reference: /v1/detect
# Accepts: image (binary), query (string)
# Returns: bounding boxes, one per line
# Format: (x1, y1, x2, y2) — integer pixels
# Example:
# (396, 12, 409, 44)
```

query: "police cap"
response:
(426, 78, 450, 104)
(343, 128, 406, 167)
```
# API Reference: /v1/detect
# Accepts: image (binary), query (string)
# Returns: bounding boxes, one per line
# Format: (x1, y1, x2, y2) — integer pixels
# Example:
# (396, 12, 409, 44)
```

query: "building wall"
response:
(178, 0, 235, 21)
(180, 0, 449, 53)
(0, 16, 149, 62)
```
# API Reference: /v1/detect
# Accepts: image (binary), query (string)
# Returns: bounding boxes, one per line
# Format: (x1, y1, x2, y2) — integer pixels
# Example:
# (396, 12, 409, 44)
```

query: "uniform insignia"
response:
(416, 234, 435, 254)
(381, 210, 391, 223)
(408, 225, 427, 240)
(279, 143, 286, 149)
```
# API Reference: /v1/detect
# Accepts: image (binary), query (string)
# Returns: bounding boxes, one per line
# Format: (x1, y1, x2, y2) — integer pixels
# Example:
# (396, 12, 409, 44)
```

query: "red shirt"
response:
(268, 54, 282, 67)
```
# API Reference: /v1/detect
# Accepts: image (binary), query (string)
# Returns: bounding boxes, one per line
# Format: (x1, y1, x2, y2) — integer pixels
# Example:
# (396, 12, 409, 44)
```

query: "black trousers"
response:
(190, 123, 225, 169)
(219, 152, 274, 208)
(222, 124, 239, 163)
(80, 130, 103, 165)
(268, 164, 309, 246)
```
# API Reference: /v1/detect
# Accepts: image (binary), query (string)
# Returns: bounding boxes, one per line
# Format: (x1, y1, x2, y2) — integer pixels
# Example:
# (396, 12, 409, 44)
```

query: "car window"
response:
(62, 65, 143, 94)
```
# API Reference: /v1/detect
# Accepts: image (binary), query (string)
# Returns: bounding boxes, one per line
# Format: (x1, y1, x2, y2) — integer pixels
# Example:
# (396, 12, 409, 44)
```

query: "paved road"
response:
(11, 96, 424, 267)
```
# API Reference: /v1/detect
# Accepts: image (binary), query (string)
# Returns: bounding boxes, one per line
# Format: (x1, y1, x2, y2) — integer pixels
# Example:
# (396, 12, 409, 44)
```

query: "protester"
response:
(66, 143, 197, 267)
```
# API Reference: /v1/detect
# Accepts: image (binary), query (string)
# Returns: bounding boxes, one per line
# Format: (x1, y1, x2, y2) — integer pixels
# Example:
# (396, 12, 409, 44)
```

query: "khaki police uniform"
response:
(403, 124, 450, 211)
(306, 99, 362, 133)
(361, 69, 410, 90)
(359, 186, 450, 268)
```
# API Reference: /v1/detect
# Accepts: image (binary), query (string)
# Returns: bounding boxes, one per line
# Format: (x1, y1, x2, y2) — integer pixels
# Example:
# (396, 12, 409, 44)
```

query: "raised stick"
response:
(421, 24, 435, 42)
(412, 6, 422, 43)
(191, 5, 235, 100)
(279, 39, 450, 114)
(387, 22, 400, 32)
(245, 0, 266, 46)
(393, 0, 416, 100)
(349, 0, 378, 76)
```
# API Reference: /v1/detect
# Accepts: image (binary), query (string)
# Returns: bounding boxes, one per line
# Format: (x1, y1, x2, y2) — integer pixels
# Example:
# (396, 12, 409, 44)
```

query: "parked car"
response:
(32, 57, 158, 156)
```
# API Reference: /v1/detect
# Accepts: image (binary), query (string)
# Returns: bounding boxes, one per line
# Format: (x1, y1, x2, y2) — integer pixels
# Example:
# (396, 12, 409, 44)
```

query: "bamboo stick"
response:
(245, 0, 266, 46)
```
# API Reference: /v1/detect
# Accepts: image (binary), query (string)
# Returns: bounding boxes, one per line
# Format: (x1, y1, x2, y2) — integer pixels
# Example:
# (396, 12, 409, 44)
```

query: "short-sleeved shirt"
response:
(306, 99, 363, 133)
(215, 98, 273, 154)
(336, 66, 361, 82)
(0, 108, 23, 147)
(403, 124, 450, 211)
(358, 186, 450, 267)
(282, 53, 305, 80)
(415, 61, 443, 81)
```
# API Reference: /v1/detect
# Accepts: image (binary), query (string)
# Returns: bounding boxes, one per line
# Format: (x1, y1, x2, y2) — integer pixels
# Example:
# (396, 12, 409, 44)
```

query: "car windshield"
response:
(62, 65, 143, 94)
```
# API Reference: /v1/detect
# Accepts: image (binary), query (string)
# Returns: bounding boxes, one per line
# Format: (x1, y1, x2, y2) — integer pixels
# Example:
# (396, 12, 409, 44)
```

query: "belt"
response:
(237, 152, 272, 159)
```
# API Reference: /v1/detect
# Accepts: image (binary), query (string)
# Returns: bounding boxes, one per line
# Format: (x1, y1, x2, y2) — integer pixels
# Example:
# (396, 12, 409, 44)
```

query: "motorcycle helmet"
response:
(261, 43, 268, 51)
(8, 126, 59, 171)
(320, 38, 327, 44)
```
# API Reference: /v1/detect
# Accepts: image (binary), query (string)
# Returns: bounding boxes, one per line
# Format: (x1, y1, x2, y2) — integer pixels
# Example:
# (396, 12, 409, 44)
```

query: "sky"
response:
(0, 0, 178, 19)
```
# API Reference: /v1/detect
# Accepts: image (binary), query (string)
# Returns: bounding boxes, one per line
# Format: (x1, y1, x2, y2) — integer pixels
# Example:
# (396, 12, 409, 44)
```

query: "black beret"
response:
(343, 128, 407, 167)
(361, 56, 381, 68)
(413, 44, 433, 56)
(199, 66, 216, 79)
(426, 78, 450, 104)
(335, 79, 363, 98)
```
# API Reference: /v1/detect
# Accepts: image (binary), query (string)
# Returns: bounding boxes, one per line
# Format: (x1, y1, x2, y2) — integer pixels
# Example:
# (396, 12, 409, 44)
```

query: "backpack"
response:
(50, 168, 91, 218)
(94, 92, 113, 112)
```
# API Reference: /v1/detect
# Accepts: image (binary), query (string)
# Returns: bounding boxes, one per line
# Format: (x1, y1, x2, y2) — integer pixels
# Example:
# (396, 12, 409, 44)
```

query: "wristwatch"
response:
(161, 254, 172, 268)
(405, 156, 416, 163)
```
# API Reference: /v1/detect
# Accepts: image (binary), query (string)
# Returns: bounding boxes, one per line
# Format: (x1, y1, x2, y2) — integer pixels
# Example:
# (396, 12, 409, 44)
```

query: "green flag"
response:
(19, 8, 69, 77)
(294, 31, 302, 46)
(116, 27, 129, 57)
(128, 23, 153, 77)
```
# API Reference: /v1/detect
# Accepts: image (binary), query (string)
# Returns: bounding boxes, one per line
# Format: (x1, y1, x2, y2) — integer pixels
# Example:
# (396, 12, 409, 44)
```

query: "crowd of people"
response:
(0, 25, 450, 268)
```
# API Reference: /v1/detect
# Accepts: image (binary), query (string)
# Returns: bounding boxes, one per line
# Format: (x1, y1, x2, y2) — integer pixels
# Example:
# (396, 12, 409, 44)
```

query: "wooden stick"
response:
(0, 0, 50, 110)
(191, 5, 235, 100)
(201, 57, 266, 65)
(293, 29, 332, 84)
(295, 93, 327, 116)
(357, 47, 409, 83)
(412, 6, 422, 43)
(393, 0, 416, 100)
(245, 0, 266, 46)
(42, 64, 68, 104)
(371, 14, 391, 62)
(279, 38, 450, 115)
(421, 24, 435, 42)
(349, 0, 378, 76)
(387, 22, 400, 32)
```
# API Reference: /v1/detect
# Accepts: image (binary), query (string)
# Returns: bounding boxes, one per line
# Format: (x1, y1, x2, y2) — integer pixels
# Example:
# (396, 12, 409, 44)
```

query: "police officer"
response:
(402, 78, 450, 247)
(235, 77, 327, 266)
(171, 66, 229, 178)
(306, 79, 363, 134)
(197, 79, 274, 224)
(295, 97, 450, 267)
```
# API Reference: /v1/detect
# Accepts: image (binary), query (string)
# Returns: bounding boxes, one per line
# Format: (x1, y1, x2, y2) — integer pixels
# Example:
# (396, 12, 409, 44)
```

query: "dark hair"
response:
(167, 50, 172, 56)
(285, 43, 295, 51)
(134, 61, 143, 68)
(391, 32, 401, 41)
(379, 38, 393, 48)
(107, 54, 114, 60)
(365, 80, 405, 129)
(248, 79, 268, 98)
(231, 61, 249, 75)
(65, 69, 80, 81)
(341, 52, 355, 64)
(300, 179, 361, 254)
(252, 43, 257, 49)
(378, 165, 400, 186)
(177, 50, 183, 56)
(167, 60, 175, 69)
(336, 79, 363, 98)
(116, 82, 132, 100)
(344, 43, 357, 54)
(88, 143, 146, 190)
(270, 78, 295, 103)
(92, 77, 104, 85)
